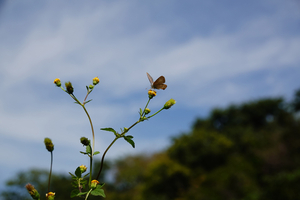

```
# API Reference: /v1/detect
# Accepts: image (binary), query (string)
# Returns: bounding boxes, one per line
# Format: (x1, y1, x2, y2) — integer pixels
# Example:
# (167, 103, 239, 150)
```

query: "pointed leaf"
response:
(69, 172, 76, 178)
(123, 135, 135, 148)
(93, 151, 100, 156)
(84, 99, 93, 105)
(75, 167, 82, 178)
(101, 127, 117, 136)
(139, 108, 143, 116)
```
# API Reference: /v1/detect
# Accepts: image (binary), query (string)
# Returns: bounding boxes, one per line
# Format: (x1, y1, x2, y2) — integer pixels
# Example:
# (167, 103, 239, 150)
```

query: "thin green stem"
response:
(141, 98, 151, 117)
(47, 151, 53, 200)
(96, 137, 118, 180)
(85, 189, 93, 200)
(147, 107, 164, 119)
(96, 120, 140, 180)
(82, 105, 95, 187)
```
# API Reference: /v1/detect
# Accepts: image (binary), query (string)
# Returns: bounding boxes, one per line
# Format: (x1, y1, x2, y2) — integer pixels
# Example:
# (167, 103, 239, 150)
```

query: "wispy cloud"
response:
(0, 0, 300, 188)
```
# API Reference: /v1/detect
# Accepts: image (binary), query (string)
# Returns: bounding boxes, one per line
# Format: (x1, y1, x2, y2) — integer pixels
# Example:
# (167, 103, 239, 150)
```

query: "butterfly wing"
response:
(153, 76, 167, 90)
(146, 72, 154, 87)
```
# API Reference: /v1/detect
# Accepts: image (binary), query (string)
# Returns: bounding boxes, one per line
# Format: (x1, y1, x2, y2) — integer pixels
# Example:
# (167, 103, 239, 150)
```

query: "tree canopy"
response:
(2, 89, 300, 200)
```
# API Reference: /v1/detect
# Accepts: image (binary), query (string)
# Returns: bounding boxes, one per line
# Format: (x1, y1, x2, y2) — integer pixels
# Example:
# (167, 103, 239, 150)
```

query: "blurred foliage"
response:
(2, 89, 300, 200)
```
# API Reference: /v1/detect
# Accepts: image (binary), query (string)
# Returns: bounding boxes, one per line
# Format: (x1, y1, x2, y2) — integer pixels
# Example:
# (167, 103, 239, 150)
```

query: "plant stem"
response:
(82, 105, 95, 187)
(147, 107, 164, 119)
(96, 120, 140, 180)
(141, 98, 151, 117)
(85, 189, 92, 200)
(47, 151, 53, 200)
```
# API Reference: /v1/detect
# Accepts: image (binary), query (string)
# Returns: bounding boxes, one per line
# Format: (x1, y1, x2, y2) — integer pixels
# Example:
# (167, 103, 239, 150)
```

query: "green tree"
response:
(140, 91, 300, 200)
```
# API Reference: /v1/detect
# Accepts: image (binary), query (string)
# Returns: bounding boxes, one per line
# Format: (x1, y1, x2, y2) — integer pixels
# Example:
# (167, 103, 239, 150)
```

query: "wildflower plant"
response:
(26, 74, 175, 200)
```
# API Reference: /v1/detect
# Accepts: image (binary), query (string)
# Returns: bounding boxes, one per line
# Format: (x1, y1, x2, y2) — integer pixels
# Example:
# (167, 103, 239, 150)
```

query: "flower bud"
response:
(91, 180, 99, 189)
(44, 138, 54, 152)
(80, 137, 90, 146)
(89, 84, 94, 90)
(79, 165, 87, 173)
(46, 192, 55, 200)
(53, 78, 61, 87)
(163, 99, 176, 109)
(145, 108, 151, 115)
(65, 82, 74, 94)
(148, 90, 156, 99)
(25, 183, 40, 200)
(93, 77, 100, 85)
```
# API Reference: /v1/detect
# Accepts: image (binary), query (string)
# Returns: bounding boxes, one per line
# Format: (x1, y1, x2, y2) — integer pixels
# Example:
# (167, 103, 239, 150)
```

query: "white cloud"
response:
(0, 0, 300, 189)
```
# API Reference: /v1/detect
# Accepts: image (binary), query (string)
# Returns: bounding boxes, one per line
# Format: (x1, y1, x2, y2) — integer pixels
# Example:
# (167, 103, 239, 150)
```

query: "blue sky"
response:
(0, 0, 300, 190)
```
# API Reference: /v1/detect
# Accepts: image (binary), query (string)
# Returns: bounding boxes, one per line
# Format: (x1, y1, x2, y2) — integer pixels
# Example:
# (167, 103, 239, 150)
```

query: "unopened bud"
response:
(25, 183, 40, 200)
(65, 82, 74, 94)
(145, 108, 151, 114)
(163, 99, 176, 109)
(44, 138, 54, 152)
(80, 137, 90, 146)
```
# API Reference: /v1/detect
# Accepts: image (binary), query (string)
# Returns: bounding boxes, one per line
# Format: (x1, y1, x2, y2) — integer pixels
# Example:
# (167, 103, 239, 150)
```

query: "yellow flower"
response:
(93, 77, 100, 85)
(91, 180, 99, 189)
(148, 90, 156, 99)
(53, 78, 61, 87)
(46, 192, 55, 200)
(79, 165, 87, 173)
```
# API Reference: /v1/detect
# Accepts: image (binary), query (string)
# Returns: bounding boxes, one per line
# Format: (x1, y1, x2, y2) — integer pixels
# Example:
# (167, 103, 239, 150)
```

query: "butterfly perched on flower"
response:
(146, 72, 167, 90)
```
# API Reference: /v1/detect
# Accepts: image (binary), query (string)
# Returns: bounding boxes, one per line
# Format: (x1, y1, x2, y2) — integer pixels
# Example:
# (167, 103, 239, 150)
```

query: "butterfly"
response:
(146, 72, 167, 90)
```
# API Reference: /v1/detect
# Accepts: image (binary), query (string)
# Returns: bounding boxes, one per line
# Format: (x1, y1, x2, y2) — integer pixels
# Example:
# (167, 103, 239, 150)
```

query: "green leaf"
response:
(101, 127, 118, 136)
(83, 173, 90, 179)
(123, 135, 135, 148)
(84, 99, 92, 104)
(86, 145, 92, 154)
(93, 151, 100, 156)
(139, 108, 143, 116)
(77, 192, 88, 196)
(70, 189, 80, 198)
(91, 185, 106, 197)
(69, 172, 76, 178)
(75, 167, 82, 178)
(80, 151, 88, 155)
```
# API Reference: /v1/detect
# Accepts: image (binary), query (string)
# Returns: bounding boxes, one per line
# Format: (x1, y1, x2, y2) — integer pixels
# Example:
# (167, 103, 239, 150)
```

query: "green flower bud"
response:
(145, 108, 151, 114)
(65, 81, 74, 94)
(163, 99, 176, 109)
(89, 84, 94, 90)
(80, 137, 90, 146)
(25, 183, 40, 200)
(44, 138, 54, 152)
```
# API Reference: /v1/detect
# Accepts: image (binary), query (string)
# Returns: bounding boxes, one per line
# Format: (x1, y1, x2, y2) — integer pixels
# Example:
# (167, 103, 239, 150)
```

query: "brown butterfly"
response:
(146, 72, 167, 90)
